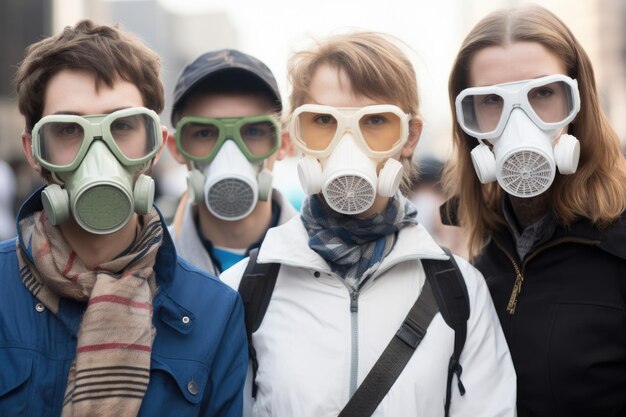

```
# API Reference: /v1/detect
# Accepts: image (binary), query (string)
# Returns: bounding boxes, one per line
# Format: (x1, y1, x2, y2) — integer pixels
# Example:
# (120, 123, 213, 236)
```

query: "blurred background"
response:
(1, 0, 625, 256)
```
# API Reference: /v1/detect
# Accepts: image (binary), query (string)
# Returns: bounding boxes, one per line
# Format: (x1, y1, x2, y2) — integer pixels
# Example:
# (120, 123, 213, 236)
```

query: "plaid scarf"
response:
(301, 194, 418, 292)
(16, 209, 163, 417)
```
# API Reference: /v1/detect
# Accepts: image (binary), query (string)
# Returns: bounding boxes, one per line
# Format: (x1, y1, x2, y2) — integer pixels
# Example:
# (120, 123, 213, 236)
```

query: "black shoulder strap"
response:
(339, 248, 469, 417)
(237, 248, 280, 398)
(238, 246, 470, 414)
(423, 247, 470, 417)
(338, 277, 439, 417)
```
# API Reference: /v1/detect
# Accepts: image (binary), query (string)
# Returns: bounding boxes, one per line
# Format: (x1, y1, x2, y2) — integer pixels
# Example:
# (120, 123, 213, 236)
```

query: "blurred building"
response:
(0, 0, 51, 209)
(0, 0, 51, 159)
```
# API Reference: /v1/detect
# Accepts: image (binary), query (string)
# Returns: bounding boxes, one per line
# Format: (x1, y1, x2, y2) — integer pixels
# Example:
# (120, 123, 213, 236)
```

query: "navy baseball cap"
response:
(171, 49, 282, 125)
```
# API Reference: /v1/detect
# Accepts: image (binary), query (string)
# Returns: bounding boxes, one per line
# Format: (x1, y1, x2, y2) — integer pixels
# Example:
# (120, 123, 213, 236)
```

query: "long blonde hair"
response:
(443, 4, 626, 259)
(287, 32, 421, 192)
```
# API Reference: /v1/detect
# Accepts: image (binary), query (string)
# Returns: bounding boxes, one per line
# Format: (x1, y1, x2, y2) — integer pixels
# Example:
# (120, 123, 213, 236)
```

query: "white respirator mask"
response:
(290, 104, 411, 214)
(455, 74, 581, 198)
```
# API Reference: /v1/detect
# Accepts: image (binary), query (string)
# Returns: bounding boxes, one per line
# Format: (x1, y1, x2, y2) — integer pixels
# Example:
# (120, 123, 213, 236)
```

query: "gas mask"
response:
(175, 115, 281, 221)
(290, 104, 411, 214)
(31, 107, 162, 234)
(455, 74, 581, 198)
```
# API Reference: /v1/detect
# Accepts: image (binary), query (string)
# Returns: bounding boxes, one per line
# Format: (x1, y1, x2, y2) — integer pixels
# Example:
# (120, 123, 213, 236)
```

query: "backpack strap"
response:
(339, 247, 469, 417)
(238, 246, 470, 415)
(423, 247, 470, 417)
(338, 277, 439, 417)
(237, 248, 280, 398)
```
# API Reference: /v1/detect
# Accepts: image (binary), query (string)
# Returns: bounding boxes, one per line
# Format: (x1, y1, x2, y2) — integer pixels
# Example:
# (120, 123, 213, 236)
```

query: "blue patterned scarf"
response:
(301, 194, 418, 292)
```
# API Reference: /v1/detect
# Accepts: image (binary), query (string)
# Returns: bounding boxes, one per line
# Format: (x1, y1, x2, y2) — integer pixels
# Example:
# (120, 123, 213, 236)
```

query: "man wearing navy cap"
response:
(167, 50, 296, 275)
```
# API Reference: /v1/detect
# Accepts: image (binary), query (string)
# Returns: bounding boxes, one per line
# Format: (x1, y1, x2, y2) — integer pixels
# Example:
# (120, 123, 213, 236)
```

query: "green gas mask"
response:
(174, 115, 281, 220)
(31, 107, 162, 234)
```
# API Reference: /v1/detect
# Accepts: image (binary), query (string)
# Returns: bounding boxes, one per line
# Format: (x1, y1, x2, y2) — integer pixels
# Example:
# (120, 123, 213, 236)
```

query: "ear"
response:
(275, 130, 294, 161)
(165, 128, 189, 165)
(401, 117, 423, 158)
(151, 125, 170, 166)
(22, 131, 42, 173)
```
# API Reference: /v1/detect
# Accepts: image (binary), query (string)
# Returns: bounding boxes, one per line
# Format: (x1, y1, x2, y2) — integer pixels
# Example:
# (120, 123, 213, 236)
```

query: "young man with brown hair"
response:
(0, 20, 247, 417)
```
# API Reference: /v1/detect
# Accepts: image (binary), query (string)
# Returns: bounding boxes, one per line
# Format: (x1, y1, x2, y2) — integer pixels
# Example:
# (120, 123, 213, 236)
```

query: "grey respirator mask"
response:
(175, 115, 281, 221)
(31, 107, 162, 234)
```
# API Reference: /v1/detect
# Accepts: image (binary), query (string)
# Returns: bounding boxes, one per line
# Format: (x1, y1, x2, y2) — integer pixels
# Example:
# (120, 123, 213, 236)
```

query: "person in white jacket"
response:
(168, 50, 297, 275)
(221, 31, 517, 417)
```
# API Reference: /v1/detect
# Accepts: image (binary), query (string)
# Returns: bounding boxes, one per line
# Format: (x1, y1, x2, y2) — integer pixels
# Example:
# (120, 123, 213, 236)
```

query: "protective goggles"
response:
(455, 74, 580, 139)
(289, 104, 411, 158)
(32, 107, 162, 172)
(175, 115, 281, 163)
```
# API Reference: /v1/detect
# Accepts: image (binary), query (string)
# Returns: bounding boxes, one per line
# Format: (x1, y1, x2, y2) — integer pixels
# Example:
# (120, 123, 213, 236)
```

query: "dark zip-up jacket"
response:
(474, 214, 626, 417)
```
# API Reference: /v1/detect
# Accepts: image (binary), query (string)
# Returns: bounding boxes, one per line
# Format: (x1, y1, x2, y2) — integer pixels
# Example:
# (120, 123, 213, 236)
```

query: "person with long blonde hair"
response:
(443, 4, 626, 416)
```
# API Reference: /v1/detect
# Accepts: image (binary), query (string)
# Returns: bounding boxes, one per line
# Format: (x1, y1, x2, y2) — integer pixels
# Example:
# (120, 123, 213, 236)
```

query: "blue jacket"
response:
(0, 191, 248, 417)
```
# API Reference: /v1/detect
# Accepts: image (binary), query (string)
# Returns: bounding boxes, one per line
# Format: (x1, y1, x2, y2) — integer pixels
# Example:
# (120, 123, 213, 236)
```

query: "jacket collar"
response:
(559, 212, 626, 260)
(490, 207, 626, 261)
(16, 188, 44, 266)
(170, 188, 298, 275)
(257, 215, 448, 276)
(442, 195, 626, 260)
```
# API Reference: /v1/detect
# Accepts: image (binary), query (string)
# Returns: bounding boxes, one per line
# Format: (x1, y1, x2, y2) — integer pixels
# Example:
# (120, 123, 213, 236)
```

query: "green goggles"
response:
(175, 115, 281, 163)
(31, 107, 162, 172)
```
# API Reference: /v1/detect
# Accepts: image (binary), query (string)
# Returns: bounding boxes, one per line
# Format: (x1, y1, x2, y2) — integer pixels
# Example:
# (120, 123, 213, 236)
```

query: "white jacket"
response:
(169, 189, 297, 275)
(221, 216, 517, 417)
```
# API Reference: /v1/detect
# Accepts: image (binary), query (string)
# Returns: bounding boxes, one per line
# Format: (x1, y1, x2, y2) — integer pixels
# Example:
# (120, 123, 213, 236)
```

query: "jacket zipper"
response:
(318, 272, 362, 398)
(349, 290, 359, 396)
(313, 253, 448, 399)
(494, 237, 599, 315)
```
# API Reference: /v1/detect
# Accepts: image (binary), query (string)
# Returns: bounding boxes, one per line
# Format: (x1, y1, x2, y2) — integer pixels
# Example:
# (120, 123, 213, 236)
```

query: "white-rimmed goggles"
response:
(289, 104, 411, 158)
(455, 74, 580, 140)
